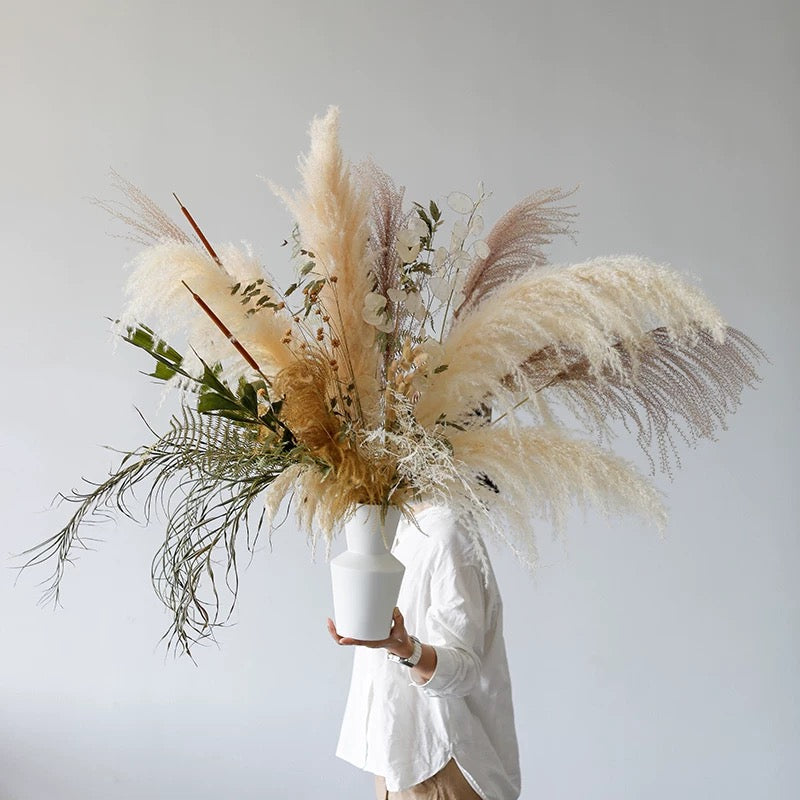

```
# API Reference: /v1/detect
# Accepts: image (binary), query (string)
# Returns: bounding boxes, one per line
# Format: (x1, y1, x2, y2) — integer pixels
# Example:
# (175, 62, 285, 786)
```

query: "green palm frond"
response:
(21, 405, 302, 656)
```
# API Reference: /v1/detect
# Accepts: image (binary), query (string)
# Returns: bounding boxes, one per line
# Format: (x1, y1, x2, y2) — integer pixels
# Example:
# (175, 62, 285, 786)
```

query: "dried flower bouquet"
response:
(23, 107, 763, 654)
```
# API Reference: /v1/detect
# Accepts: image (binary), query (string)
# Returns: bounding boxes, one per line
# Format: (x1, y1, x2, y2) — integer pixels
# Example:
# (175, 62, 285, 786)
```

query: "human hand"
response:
(326, 607, 414, 660)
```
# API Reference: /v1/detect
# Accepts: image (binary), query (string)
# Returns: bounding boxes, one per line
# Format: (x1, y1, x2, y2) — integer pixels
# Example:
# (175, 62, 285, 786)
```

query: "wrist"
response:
(389, 636, 415, 660)
(387, 635, 422, 667)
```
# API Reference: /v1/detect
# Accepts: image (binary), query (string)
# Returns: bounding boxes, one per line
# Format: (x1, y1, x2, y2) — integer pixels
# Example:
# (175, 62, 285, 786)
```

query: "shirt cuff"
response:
(410, 646, 466, 697)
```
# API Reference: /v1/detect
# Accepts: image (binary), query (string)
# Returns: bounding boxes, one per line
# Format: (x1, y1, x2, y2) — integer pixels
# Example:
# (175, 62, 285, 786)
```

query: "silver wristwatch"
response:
(387, 635, 422, 667)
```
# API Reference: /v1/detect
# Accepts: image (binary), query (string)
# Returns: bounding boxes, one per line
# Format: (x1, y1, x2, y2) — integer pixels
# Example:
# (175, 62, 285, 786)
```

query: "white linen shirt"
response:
(336, 506, 521, 800)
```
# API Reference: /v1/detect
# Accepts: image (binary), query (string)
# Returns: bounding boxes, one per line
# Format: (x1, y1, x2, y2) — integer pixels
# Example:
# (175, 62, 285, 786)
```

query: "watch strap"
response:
(388, 635, 422, 667)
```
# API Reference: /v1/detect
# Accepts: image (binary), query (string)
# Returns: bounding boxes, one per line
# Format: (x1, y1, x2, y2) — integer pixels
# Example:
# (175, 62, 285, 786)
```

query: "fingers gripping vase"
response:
(330, 505, 404, 640)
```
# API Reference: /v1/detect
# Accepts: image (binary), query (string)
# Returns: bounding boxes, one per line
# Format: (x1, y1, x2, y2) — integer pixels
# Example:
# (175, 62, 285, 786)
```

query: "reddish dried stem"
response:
(181, 280, 270, 385)
(173, 193, 223, 268)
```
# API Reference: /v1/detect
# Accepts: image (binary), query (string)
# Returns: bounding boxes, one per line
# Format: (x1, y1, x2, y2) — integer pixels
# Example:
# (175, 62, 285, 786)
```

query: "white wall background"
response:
(2, 1, 797, 798)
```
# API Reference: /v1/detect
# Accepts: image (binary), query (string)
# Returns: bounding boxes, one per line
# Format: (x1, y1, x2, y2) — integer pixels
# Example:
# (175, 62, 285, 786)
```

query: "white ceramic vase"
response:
(330, 505, 404, 640)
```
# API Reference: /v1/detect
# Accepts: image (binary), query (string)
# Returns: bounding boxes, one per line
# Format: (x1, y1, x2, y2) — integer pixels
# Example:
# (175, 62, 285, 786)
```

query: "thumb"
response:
(392, 607, 406, 632)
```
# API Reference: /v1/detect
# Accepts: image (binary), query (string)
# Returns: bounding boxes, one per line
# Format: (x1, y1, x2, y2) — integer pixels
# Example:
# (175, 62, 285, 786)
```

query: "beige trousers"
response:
(374, 759, 482, 799)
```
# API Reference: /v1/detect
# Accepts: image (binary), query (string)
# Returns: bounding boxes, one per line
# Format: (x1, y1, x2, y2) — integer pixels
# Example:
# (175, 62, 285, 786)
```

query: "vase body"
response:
(330, 505, 404, 640)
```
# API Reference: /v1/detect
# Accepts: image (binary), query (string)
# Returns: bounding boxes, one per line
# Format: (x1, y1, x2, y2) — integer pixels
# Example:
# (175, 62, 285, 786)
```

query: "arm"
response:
(414, 559, 488, 698)
(327, 560, 489, 697)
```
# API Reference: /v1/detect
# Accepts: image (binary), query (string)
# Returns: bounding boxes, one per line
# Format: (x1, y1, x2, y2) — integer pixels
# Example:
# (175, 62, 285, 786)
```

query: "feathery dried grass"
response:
(271, 107, 378, 420)
(359, 159, 406, 300)
(446, 424, 667, 567)
(262, 463, 306, 528)
(415, 256, 726, 426)
(273, 355, 340, 454)
(273, 355, 403, 534)
(122, 241, 294, 381)
(92, 170, 196, 246)
(457, 187, 577, 317)
(525, 326, 765, 475)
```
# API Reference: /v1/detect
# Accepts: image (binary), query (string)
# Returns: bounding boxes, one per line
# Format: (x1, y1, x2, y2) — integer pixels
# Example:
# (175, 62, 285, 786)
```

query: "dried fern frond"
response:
(446, 424, 667, 568)
(415, 256, 726, 427)
(522, 325, 765, 475)
(456, 187, 577, 317)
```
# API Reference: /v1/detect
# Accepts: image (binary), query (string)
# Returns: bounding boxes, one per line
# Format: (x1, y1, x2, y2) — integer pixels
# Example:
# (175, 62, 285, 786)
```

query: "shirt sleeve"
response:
(413, 553, 489, 699)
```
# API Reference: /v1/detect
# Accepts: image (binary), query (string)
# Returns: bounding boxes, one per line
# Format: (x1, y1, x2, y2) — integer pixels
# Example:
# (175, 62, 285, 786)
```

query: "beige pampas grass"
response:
(262, 464, 306, 528)
(447, 424, 667, 566)
(272, 353, 409, 533)
(415, 256, 726, 427)
(271, 107, 379, 422)
(122, 241, 294, 381)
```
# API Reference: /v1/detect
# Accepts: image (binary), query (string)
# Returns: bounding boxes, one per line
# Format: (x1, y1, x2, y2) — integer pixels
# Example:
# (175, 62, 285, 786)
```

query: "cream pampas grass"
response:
(122, 241, 294, 382)
(262, 464, 306, 530)
(271, 107, 379, 420)
(446, 425, 667, 567)
(415, 256, 727, 427)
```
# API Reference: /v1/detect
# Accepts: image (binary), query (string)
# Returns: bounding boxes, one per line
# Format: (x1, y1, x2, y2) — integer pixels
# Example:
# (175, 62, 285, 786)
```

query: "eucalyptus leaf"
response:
(197, 392, 242, 415)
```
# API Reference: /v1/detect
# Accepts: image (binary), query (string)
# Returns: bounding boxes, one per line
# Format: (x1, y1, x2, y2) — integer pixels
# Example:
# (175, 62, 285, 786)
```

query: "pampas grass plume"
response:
(271, 107, 379, 421)
(416, 256, 726, 427)
(122, 241, 294, 381)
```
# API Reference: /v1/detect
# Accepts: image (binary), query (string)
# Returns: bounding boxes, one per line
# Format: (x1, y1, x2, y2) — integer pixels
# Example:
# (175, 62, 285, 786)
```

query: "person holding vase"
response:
(328, 502, 521, 800)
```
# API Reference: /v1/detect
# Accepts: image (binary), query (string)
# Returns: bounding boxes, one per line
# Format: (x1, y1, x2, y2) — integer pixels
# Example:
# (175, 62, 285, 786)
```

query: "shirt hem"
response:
(452, 754, 488, 800)
(352, 749, 489, 799)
